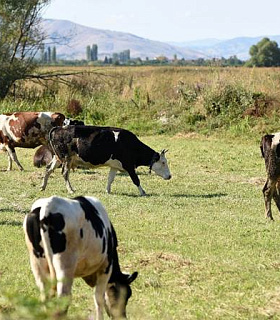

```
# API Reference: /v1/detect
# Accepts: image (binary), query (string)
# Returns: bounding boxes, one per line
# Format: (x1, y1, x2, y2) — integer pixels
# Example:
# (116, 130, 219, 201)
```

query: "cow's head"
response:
(105, 271, 138, 319)
(150, 149, 171, 180)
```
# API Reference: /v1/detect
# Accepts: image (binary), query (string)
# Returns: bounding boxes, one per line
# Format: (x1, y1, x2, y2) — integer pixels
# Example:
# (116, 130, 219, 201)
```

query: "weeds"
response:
(1, 66, 280, 137)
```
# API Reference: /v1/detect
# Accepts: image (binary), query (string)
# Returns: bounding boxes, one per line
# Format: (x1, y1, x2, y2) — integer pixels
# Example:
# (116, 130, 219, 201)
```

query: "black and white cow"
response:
(33, 119, 85, 168)
(41, 125, 171, 195)
(23, 195, 138, 319)
(260, 133, 280, 220)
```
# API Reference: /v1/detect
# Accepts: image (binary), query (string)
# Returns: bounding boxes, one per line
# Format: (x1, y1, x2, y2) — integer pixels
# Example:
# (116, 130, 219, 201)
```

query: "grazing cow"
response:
(0, 112, 65, 171)
(41, 125, 171, 195)
(33, 145, 54, 168)
(260, 133, 280, 220)
(23, 195, 138, 319)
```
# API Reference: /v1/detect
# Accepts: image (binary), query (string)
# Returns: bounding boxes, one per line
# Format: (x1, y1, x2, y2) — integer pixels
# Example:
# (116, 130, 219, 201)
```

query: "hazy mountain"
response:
(42, 19, 280, 61)
(169, 38, 223, 48)
(174, 36, 280, 60)
(42, 19, 206, 60)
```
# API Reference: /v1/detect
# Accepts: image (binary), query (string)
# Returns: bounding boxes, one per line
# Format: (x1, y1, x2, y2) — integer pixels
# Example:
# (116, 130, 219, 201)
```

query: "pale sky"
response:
(43, 0, 280, 42)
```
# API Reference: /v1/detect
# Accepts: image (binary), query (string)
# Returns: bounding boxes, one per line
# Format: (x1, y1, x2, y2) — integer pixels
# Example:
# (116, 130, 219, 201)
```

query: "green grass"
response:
(1, 134, 280, 319)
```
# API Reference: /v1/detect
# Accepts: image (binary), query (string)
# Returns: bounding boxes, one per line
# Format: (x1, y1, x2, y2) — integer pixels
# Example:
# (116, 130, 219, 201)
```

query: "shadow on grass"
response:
(0, 220, 22, 227)
(172, 193, 227, 199)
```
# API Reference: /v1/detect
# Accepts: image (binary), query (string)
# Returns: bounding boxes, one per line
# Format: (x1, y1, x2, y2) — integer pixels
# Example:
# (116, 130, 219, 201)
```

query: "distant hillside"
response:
(42, 19, 205, 60)
(171, 36, 280, 60)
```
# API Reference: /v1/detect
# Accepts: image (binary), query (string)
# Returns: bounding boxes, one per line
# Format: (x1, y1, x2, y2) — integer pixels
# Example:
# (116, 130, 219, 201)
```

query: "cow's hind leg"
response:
(62, 159, 75, 193)
(6, 146, 23, 171)
(106, 168, 117, 194)
(263, 178, 276, 220)
(29, 255, 50, 301)
(41, 156, 60, 191)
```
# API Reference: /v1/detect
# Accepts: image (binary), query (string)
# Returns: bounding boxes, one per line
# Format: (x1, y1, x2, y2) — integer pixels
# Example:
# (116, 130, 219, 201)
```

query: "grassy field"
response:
(1, 133, 280, 319)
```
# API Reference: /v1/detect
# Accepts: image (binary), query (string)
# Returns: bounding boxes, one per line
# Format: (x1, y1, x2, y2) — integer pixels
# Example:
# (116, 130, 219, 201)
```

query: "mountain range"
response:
(42, 19, 280, 61)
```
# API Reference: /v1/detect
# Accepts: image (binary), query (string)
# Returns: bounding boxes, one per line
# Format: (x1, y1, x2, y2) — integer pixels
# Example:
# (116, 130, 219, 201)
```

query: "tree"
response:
(247, 37, 280, 67)
(0, 0, 50, 99)
(91, 44, 98, 61)
(86, 45, 91, 61)
(51, 46, 56, 63)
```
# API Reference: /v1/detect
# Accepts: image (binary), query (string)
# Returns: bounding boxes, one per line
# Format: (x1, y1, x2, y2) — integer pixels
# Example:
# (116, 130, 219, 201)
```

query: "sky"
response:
(43, 0, 280, 43)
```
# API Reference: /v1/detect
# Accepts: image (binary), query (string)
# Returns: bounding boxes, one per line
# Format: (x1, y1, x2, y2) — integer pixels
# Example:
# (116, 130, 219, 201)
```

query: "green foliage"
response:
(204, 83, 255, 118)
(0, 0, 50, 99)
(247, 37, 280, 67)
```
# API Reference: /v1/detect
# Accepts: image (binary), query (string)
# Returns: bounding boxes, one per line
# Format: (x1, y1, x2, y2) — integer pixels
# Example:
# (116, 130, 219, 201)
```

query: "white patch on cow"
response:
(272, 132, 280, 148)
(0, 114, 8, 131)
(37, 112, 53, 129)
(113, 131, 120, 142)
(105, 158, 124, 171)
(4, 114, 22, 142)
(151, 151, 171, 180)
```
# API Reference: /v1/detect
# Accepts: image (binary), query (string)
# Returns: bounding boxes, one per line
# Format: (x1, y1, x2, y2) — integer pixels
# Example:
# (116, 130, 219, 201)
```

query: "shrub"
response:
(66, 99, 83, 117)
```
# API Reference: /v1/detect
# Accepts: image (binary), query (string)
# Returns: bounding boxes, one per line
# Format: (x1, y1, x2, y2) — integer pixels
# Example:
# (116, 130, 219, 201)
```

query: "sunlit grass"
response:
(1, 134, 280, 319)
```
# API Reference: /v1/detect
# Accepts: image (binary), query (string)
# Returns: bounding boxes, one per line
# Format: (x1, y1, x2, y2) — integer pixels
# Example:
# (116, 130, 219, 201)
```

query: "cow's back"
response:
(1, 112, 65, 148)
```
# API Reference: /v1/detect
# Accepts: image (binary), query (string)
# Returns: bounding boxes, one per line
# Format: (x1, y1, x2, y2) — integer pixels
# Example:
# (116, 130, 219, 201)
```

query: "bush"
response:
(66, 99, 83, 117)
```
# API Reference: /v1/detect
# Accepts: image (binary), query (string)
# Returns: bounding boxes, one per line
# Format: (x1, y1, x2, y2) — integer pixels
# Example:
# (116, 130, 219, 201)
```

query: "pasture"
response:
(1, 133, 280, 319)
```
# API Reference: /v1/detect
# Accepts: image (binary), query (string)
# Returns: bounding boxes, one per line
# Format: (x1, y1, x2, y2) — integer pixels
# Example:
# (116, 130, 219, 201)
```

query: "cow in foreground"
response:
(260, 133, 280, 220)
(23, 195, 138, 319)
(41, 125, 171, 195)
(0, 112, 65, 171)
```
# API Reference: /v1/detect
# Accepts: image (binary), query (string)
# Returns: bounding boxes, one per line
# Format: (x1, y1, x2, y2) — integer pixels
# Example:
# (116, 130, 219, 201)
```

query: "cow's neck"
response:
(135, 145, 157, 168)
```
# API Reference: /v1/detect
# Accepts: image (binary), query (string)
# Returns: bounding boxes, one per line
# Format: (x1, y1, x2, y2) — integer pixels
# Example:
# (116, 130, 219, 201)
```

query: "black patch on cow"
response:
(76, 129, 116, 165)
(105, 228, 113, 274)
(102, 236, 106, 254)
(73, 196, 104, 238)
(107, 224, 124, 280)
(40, 213, 66, 254)
(276, 144, 280, 158)
(25, 207, 44, 258)
(80, 228, 83, 239)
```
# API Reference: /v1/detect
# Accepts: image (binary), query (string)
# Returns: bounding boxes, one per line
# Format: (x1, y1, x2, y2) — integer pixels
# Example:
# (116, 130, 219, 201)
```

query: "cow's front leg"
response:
(126, 168, 146, 196)
(7, 154, 12, 171)
(94, 273, 111, 320)
(41, 156, 60, 191)
(6, 146, 23, 171)
(263, 178, 275, 220)
(106, 168, 117, 194)
(62, 160, 75, 193)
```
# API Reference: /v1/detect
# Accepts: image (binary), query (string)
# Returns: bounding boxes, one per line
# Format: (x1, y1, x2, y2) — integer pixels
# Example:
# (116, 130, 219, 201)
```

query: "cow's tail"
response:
(39, 201, 57, 292)
(48, 126, 59, 157)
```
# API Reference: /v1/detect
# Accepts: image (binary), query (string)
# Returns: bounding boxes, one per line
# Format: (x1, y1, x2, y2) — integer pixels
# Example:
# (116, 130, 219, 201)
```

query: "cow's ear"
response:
(160, 149, 168, 156)
(126, 272, 138, 284)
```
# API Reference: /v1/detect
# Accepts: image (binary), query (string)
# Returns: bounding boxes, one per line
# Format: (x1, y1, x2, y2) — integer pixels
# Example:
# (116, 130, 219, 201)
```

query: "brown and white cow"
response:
(23, 195, 138, 319)
(0, 112, 65, 171)
(260, 133, 280, 220)
(41, 125, 171, 195)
